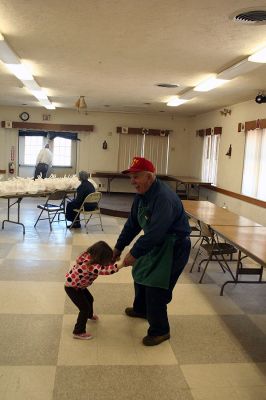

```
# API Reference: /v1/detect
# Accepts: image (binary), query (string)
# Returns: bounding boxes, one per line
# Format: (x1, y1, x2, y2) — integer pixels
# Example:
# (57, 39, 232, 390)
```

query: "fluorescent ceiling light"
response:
(166, 98, 188, 107)
(39, 99, 51, 106)
(0, 32, 56, 109)
(0, 33, 20, 64)
(248, 46, 266, 63)
(30, 90, 48, 100)
(194, 78, 228, 92)
(179, 90, 196, 100)
(22, 80, 42, 91)
(5, 63, 33, 80)
(45, 104, 56, 110)
(217, 58, 259, 79)
(39, 99, 55, 109)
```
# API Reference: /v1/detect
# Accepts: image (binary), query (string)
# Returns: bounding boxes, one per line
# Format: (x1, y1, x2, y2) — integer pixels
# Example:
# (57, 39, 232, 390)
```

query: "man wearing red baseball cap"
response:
(113, 156, 191, 346)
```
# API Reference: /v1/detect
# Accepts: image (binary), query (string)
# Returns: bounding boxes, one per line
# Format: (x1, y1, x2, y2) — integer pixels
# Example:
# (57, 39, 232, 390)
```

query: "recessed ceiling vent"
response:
(232, 10, 266, 24)
(156, 83, 179, 88)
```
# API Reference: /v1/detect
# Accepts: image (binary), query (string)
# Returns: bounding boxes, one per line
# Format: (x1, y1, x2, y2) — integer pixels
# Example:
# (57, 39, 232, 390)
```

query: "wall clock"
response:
(19, 112, 30, 121)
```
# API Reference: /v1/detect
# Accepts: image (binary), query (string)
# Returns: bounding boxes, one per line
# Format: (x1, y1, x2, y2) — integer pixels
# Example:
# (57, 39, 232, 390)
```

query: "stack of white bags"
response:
(0, 175, 98, 196)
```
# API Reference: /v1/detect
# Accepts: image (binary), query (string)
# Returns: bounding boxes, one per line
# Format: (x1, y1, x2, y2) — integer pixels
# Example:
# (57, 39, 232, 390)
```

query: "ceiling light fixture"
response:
(0, 32, 55, 110)
(248, 46, 266, 63)
(194, 77, 228, 92)
(217, 58, 259, 79)
(75, 96, 87, 111)
(156, 83, 180, 88)
(166, 97, 188, 107)
(5, 64, 33, 80)
(179, 89, 197, 100)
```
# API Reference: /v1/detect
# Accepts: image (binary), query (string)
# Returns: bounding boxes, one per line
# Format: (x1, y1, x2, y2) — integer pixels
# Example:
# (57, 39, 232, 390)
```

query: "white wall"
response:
(187, 99, 266, 225)
(0, 102, 265, 223)
(0, 106, 190, 183)
(188, 99, 266, 191)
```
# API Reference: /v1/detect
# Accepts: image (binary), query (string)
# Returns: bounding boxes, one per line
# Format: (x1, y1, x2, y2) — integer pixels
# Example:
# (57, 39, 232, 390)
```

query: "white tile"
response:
(191, 387, 239, 400)
(6, 243, 72, 261)
(169, 284, 244, 315)
(135, 341, 178, 365)
(98, 345, 138, 365)
(0, 281, 65, 314)
(181, 363, 266, 389)
(235, 386, 266, 400)
(57, 315, 98, 366)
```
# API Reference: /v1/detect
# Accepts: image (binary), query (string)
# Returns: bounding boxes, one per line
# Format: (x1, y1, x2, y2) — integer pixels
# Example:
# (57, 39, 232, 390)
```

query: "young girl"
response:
(65, 240, 123, 340)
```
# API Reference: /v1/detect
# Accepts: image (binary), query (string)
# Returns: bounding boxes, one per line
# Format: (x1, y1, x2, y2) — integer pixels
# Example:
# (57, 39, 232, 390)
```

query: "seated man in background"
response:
(66, 171, 97, 229)
(34, 143, 53, 180)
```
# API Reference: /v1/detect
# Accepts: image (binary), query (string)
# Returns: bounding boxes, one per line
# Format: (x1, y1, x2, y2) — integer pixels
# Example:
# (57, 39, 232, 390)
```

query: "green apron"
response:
(132, 201, 176, 289)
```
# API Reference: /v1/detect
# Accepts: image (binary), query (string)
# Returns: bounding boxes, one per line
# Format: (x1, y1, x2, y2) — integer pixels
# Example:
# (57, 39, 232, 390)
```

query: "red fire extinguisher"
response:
(8, 162, 15, 174)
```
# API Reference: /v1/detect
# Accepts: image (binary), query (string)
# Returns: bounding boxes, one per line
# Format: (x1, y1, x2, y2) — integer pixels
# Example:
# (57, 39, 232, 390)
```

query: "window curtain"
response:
(118, 134, 143, 171)
(143, 135, 169, 174)
(242, 128, 266, 200)
(19, 130, 79, 141)
(118, 134, 169, 174)
(201, 134, 220, 184)
(257, 129, 266, 200)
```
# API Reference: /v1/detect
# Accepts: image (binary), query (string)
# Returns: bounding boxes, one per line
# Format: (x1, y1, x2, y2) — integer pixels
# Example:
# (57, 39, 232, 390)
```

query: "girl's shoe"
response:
(73, 332, 93, 340)
(87, 314, 99, 321)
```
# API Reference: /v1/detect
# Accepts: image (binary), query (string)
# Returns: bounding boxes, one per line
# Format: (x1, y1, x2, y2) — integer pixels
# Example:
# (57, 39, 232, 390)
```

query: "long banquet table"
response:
(212, 225, 266, 294)
(0, 190, 75, 235)
(92, 172, 212, 199)
(182, 200, 265, 294)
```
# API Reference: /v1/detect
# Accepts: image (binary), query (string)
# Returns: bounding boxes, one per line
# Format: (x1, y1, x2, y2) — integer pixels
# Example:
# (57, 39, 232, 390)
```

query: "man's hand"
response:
(112, 248, 121, 262)
(123, 252, 136, 266)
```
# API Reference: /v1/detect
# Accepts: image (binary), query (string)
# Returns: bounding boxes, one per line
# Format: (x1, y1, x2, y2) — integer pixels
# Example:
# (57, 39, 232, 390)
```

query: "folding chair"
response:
(70, 191, 103, 232)
(190, 221, 237, 283)
(188, 216, 201, 248)
(34, 190, 67, 231)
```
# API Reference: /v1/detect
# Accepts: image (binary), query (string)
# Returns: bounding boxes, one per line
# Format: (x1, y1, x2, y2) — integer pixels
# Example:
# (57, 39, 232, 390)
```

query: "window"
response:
(53, 137, 72, 166)
(118, 134, 169, 174)
(24, 136, 43, 165)
(20, 135, 73, 167)
(201, 134, 220, 185)
(242, 128, 266, 201)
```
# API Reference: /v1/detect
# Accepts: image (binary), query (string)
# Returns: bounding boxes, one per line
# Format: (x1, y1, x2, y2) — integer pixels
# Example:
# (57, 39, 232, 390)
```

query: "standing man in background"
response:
(34, 143, 53, 179)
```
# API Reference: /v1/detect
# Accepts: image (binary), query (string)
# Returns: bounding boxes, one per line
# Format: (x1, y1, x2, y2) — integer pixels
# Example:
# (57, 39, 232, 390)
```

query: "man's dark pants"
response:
(132, 236, 191, 336)
(34, 163, 48, 180)
(65, 202, 96, 223)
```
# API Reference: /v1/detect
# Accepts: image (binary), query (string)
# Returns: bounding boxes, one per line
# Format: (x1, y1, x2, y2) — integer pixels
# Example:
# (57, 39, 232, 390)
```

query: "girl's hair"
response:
(87, 241, 113, 266)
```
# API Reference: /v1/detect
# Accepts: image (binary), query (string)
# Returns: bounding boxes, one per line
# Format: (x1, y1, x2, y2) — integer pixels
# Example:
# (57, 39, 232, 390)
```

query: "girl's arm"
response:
(93, 263, 120, 275)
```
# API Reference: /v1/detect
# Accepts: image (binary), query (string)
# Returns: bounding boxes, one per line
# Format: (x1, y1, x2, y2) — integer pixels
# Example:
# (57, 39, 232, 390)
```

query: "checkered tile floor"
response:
(0, 197, 265, 400)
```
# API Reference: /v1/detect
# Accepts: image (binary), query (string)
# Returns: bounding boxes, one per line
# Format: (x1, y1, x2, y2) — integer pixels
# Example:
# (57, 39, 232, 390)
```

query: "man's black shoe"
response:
(142, 333, 170, 346)
(124, 307, 146, 319)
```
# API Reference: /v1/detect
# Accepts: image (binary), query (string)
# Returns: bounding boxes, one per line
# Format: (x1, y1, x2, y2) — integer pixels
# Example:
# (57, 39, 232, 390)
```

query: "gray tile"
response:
(0, 259, 68, 281)
(64, 283, 134, 315)
(220, 315, 266, 362)
(225, 284, 266, 314)
(0, 314, 62, 365)
(180, 266, 215, 284)
(53, 365, 193, 400)
(169, 315, 251, 364)
(0, 243, 14, 258)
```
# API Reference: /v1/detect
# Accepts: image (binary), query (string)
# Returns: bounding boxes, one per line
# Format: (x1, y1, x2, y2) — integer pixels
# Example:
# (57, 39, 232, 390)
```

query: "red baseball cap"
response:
(122, 157, 156, 174)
